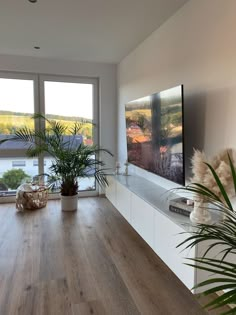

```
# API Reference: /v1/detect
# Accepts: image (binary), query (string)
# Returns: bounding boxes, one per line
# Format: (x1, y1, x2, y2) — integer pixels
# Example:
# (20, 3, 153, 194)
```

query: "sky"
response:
(127, 85, 182, 108)
(0, 78, 93, 119)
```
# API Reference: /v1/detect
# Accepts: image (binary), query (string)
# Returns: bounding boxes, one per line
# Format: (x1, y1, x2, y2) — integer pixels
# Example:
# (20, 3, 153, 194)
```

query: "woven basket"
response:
(16, 186, 49, 211)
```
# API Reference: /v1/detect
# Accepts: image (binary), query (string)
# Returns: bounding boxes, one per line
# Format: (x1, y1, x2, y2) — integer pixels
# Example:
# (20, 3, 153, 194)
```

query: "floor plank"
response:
(72, 300, 107, 315)
(0, 197, 206, 315)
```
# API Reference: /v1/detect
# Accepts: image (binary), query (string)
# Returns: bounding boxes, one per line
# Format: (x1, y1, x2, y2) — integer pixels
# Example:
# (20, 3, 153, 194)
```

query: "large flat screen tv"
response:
(125, 85, 184, 185)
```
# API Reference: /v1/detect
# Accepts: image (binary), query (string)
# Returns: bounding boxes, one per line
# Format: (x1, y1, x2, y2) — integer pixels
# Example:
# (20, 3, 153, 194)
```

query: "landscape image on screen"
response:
(125, 85, 184, 185)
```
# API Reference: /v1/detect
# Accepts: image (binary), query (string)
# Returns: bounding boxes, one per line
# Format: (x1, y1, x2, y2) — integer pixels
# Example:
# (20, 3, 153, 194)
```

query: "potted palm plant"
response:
(0, 114, 112, 211)
(175, 151, 236, 314)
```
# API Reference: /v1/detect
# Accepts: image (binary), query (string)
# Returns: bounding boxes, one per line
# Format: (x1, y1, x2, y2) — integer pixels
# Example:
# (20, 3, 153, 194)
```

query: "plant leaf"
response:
(204, 162, 233, 210)
(228, 151, 236, 195)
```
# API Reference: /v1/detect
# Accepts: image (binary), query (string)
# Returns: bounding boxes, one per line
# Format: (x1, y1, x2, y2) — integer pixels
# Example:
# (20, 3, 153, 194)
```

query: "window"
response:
(12, 161, 26, 167)
(33, 160, 38, 166)
(43, 78, 96, 191)
(0, 72, 98, 200)
(0, 73, 36, 197)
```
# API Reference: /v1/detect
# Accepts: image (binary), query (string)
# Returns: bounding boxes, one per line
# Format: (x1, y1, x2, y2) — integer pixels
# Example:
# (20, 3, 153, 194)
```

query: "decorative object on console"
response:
(169, 197, 193, 217)
(189, 148, 234, 224)
(115, 161, 121, 175)
(124, 160, 129, 176)
(190, 200, 211, 224)
(176, 151, 236, 314)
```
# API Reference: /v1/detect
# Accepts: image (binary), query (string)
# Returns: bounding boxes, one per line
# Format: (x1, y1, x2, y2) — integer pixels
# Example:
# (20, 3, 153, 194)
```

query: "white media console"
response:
(105, 174, 208, 291)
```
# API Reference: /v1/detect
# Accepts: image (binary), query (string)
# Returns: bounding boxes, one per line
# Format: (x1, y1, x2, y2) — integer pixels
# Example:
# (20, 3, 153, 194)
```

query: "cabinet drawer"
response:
(154, 210, 195, 289)
(116, 181, 131, 222)
(131, 194, 155, 248)
(105, 176, 117, 207)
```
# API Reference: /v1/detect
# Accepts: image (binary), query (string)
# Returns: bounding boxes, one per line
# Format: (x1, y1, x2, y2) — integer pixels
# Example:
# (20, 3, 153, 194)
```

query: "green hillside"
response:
(0, 111, 93, 138)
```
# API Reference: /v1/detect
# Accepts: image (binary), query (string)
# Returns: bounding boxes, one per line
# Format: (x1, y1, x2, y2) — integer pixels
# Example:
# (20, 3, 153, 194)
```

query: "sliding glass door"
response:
(0, 73, 39, 198)
(40, 75, 98, 196)
(0, 72, 98, 201)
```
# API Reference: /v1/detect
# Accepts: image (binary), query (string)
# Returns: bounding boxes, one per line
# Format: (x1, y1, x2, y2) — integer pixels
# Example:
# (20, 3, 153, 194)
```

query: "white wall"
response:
(118, 0, 236, 188)
(0, 54, 117, 168)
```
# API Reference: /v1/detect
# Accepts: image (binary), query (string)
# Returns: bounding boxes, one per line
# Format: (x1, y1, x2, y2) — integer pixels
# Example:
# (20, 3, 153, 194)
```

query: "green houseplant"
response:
(0, 114, 112, 211)
(176, 152, 236, 314)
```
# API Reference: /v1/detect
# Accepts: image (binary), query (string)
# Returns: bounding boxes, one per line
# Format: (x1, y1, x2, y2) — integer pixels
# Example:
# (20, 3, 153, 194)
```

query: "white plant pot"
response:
(61, 194, 78, 211)
(190, 200, 211, 224)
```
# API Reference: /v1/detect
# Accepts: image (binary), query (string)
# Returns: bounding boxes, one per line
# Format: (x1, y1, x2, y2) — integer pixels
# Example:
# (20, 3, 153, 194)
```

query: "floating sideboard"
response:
(105, 174, 196, 290)
(106, 174, 236, 295)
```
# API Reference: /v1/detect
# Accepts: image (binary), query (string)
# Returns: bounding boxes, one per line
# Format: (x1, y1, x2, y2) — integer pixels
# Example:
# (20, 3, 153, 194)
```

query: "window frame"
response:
(0, 71, 39, 159)
(0, 71, 100, 202)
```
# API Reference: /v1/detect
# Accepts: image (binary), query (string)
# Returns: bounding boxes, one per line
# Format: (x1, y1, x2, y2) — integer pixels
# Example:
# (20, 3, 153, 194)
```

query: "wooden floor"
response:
(0, 197, 207, 315)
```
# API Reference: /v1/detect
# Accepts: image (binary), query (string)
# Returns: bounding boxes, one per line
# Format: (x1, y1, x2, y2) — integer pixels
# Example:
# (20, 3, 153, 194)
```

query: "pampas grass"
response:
(191, 148, 234, 203)
(176, 151, 236, 314)
(191, 150, 208, 183)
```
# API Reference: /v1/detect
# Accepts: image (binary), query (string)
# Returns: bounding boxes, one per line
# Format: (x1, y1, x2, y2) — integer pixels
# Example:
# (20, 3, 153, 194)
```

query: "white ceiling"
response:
(0, 0, 189, 64)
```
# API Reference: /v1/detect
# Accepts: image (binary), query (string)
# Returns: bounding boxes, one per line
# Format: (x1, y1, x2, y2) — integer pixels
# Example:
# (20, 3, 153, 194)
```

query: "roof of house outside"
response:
(0, 135, 83, 150)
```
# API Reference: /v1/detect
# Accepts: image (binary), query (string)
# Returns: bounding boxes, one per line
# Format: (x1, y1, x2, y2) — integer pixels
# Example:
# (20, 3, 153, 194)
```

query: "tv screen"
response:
(125, 85, 184, 185)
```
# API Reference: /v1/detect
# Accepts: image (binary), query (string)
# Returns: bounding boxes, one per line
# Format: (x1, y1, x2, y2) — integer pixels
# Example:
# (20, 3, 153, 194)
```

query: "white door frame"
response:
(0, 71, 100, 202)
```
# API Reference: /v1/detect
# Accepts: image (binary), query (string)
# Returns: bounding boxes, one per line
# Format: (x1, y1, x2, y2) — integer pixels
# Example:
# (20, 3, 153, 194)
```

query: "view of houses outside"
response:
(0, 156, 95, 195)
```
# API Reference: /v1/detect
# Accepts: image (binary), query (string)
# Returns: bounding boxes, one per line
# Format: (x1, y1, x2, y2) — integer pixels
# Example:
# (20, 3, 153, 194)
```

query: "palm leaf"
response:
(175, 153, 236, 313)
(32, 113, 51, 123)
(228, 152, 236, 195)
(0, 114, 113, 195)
(204, 162, 233, 210)
(221, 307, 236, 315)
(206, 290, 236, 309)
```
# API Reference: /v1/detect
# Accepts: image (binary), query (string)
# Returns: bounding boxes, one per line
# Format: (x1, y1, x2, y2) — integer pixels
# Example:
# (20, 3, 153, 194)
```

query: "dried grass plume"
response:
(191, 148, 235, 202)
